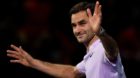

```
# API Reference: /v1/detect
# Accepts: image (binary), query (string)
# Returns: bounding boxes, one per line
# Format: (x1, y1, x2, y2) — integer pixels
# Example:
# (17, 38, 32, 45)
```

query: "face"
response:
(71, 11, 95, 44)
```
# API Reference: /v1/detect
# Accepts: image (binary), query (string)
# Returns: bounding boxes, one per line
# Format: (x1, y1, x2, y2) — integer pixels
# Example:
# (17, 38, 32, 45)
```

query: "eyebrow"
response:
(78, 19, 86, 24)
(71, 19, 87, 26)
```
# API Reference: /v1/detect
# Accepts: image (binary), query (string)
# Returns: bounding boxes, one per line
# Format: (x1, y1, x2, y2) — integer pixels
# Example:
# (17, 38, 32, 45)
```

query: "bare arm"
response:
(31, 59, 78, 78)
(7, 45, 84, 78)
(87, 1, 119, 62)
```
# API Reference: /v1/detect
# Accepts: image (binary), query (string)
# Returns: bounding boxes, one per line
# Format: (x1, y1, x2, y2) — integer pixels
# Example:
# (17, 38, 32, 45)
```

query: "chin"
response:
(77, 39, 86, 43)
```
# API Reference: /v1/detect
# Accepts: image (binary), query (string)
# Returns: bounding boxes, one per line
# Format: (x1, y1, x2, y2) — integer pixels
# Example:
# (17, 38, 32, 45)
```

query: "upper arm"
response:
(74, 61, 86, 78)
(74, 68, 86, 78)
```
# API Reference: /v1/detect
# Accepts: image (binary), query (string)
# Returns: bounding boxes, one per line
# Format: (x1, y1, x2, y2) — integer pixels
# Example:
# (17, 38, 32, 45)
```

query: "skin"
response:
(71, 1, 102, 48)
(7, 1, 118, 78)
(71, 11, 96, 46)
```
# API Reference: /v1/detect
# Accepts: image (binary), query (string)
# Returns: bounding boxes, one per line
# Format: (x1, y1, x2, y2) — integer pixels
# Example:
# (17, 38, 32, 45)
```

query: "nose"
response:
(73, 25, 83, 35)
(74, 25, 82, 33)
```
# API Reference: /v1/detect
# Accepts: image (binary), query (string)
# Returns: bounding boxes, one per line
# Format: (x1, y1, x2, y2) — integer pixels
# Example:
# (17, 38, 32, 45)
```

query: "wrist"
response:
(29, 58, 39, 68)
(98, 27, 105, 35)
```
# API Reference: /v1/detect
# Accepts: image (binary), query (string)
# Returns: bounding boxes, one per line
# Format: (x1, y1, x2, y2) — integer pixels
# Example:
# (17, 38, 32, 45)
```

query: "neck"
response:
(84, 35, 99, 52)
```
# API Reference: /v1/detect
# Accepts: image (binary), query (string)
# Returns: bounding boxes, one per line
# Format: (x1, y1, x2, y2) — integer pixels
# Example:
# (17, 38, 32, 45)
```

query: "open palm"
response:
(7, 45, 35, 67)
(87, 1, 102, 34)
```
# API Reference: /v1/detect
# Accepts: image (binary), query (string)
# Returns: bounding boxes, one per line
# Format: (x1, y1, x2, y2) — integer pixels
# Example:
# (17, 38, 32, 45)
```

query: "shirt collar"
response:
(84, 39, 101, 60)
(88, 39, 101, 53)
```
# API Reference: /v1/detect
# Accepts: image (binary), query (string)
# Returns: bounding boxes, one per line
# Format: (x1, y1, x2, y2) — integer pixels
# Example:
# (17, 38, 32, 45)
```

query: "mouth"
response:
(76, 33, 85, 38)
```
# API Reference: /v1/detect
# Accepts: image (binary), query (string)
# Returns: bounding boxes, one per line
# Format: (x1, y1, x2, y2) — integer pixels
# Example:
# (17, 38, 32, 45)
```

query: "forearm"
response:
(7, 44, 81, 78)
(97, 28, 119, 62)
(30, 59, 77, 78)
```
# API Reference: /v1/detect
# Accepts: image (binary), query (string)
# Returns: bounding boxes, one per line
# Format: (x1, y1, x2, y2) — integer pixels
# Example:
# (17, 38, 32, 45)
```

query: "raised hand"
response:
(87, 1, 102, 34)
(7, 45, 35, 67)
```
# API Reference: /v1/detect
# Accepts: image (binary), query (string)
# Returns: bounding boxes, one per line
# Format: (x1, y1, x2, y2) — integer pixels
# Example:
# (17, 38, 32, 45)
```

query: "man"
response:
(7, 1, 126, 78)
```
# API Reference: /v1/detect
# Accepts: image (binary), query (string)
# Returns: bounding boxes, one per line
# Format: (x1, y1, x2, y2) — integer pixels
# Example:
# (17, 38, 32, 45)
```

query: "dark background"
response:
(0, 0, 140, 78)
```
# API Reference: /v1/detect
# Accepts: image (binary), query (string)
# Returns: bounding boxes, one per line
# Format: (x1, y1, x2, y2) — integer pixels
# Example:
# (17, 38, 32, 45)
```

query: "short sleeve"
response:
(103, 52, 127, 78)
(103, 50, 118, 67)
(76, 60, 85, 74)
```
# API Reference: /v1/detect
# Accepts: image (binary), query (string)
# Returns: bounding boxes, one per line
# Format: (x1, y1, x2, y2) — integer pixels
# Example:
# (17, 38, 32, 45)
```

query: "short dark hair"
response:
(69, 2, 95, 16)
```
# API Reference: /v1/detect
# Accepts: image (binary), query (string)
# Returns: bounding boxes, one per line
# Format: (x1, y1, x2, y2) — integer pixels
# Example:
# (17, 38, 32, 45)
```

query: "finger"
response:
(7, 49, 24, 59)
(87, 8, 92, 17)
(19, 46, 25, 53)
(10, 44, 24, 55)
(99, 5, 102, 16)
(7, 54, 20, 59)
(7, 50, 19, 55)
(93, 1, 100, 16)
(10, 44, 21, 51)
(10, 60, 20, 63)
(19, 46, 28, 55)
(97, 4, 101, 15)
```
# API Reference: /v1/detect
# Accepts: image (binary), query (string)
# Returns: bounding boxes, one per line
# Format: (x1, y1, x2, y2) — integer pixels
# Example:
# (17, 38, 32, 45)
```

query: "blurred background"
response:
(0, 0, 139, 78)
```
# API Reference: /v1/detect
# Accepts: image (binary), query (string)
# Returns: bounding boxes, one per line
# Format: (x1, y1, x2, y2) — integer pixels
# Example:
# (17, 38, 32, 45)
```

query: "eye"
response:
(79, 20, 87, 26)
(71, 23, 76, 28)
(80, 22, 86, 25)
